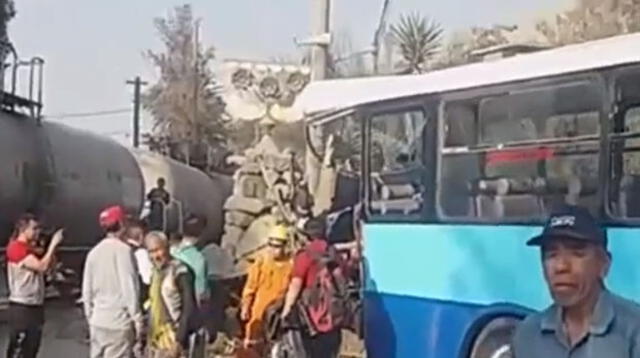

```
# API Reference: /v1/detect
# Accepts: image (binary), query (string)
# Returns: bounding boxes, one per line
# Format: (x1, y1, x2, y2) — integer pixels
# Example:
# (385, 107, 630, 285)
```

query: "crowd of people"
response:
(225, 214, 357, 358)
(2, 203, 212, 358)
(10, 177, 640, 358)
(3, 196, 358, 358)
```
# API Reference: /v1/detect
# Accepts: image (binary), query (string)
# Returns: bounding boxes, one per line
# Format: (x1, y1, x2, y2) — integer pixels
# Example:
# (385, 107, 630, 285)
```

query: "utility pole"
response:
(310, 0, 331, 80)
(372, 0, 392, 75)
(184, 19, 202, 167)
(126, 76, 147, 148)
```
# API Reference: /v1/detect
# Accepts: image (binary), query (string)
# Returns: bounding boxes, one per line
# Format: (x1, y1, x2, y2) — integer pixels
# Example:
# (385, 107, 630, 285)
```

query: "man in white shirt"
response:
(82, 206, 143, 358)
(123, 219, 152, 288)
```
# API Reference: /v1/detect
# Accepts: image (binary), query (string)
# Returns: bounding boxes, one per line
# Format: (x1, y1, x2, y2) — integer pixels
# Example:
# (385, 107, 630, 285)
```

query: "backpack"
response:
(269, 330, 308, 358)
(299, 245, 349, 336)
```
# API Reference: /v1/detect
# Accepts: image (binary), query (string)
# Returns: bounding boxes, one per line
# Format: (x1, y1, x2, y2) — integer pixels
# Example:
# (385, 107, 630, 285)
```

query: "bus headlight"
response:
(468, 316, 520, 358)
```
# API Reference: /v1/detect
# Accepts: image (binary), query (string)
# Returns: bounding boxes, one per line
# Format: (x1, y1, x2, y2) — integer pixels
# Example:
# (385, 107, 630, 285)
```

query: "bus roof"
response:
(295, 33, 640, 118)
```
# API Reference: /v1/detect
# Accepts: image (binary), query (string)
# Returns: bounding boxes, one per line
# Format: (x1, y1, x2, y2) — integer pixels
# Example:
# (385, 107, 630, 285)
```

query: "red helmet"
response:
(99, 205, 125, 228)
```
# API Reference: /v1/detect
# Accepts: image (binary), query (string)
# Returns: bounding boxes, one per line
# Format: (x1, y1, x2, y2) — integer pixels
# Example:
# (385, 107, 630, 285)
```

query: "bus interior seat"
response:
(472, 177, 544, 219)
(474, 194, 544, 219)
(369, 172, 424, 215)
(370, 197, 422, 215)
(539, 176, 598, 213)
(477, 145, 541, 218)
(471, 175, 596, 219)
(467, 171, 600, 220)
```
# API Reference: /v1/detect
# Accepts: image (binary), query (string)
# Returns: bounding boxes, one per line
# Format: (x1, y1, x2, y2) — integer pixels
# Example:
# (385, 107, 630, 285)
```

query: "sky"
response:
(9, 0, 571, 146)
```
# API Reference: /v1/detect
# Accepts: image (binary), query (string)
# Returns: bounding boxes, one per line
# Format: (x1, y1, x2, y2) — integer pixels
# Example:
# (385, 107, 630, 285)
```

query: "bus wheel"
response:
(468, 316, 520, 358)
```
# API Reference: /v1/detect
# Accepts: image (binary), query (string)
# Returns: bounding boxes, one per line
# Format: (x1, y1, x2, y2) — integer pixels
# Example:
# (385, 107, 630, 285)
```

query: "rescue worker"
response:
(82, 206, 143, 358)
(239, 224, 293, 356)
(281, 217, 345, 358)
(512, 205, 640, 357)
(145, 231, 199, 358)
(5, 214, 64, 358)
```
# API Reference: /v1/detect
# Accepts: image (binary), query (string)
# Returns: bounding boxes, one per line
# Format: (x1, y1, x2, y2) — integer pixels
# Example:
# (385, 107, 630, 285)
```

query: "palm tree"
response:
(390, 12, 443, 74)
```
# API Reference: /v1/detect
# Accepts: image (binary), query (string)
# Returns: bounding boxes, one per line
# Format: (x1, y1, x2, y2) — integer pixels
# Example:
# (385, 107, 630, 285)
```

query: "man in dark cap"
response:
(512, 205, 640, 358)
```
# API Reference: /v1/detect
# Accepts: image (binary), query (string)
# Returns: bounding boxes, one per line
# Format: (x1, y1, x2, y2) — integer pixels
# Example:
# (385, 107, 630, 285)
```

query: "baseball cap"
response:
(527, 205, 607, 247)
(99, 205, 125, 228)
(303, 217, 327, 239)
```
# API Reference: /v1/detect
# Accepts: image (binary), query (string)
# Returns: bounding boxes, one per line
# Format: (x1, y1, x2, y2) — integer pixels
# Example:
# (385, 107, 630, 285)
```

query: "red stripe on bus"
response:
(486, 147, 555, 165)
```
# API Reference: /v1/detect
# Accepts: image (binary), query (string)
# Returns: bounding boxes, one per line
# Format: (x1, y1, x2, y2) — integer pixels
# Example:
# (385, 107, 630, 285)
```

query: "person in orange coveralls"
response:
(239, 224, 293, 357)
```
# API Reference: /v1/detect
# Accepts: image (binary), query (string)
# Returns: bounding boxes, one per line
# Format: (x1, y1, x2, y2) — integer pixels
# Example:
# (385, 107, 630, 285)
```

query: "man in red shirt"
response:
(5, 214, 64, 358)
(281, 217, 343, 358)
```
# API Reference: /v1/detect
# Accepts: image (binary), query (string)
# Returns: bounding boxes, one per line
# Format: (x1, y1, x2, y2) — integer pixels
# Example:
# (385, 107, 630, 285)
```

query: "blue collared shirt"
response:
(513, 290, 640, 358)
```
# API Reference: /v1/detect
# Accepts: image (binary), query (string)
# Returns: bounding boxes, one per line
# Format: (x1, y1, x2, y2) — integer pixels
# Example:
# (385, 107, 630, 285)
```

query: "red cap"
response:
(99, 205, 124, 228)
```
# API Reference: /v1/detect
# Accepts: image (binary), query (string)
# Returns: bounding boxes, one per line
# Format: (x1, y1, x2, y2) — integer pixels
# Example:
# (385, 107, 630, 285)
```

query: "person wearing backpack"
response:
(281, 217, 348, 358)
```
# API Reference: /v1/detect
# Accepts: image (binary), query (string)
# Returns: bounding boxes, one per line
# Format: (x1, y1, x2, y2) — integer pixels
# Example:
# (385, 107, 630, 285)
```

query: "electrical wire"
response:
(45, 108, 132, 120)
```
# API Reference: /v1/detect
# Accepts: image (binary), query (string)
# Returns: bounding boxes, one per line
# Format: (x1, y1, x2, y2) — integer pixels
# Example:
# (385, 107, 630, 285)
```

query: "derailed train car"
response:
(0, 109, 232, 275)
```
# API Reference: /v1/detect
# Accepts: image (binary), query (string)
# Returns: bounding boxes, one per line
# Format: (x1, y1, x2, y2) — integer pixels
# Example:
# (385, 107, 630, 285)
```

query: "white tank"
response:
(132, 150, 232, 244)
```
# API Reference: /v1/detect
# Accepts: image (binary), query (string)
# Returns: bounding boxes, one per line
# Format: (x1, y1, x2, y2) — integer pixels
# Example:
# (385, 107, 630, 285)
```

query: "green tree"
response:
(390, 12, 443, 74)
(143, 4, 227, 167)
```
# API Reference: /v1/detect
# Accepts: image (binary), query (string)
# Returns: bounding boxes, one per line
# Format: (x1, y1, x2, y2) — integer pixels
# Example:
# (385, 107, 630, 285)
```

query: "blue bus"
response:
(296, 33, 640, 357)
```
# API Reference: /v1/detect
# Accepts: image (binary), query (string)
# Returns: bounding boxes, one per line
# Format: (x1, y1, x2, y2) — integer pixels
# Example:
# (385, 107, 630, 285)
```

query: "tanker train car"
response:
(133, 149, 230, 245)
(0, 108, 233, 276)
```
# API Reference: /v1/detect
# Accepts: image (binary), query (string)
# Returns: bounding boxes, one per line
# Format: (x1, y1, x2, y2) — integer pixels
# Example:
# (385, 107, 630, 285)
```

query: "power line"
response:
(102, 130, 131, 137)
(45, 108, 132, 120)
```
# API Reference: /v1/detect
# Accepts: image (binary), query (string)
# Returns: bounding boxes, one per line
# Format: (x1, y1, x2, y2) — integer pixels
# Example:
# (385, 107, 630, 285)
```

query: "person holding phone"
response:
(5, 213, 64, 358)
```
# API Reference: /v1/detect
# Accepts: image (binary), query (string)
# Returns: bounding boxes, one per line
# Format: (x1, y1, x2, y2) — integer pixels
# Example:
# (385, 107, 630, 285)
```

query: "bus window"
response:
(308, 114, 362, 174)
(610, 106, 640, 218)
(439, 81, 602, 221)
(609, 71, 640, 219)
(367, 108, 427, 219)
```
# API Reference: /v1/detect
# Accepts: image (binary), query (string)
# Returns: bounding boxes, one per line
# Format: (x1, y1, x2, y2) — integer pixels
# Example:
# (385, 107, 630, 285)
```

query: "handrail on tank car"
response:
(159, 198, 184, 234)
(3, 48, 44, 120)
(162, 200, 167, 232)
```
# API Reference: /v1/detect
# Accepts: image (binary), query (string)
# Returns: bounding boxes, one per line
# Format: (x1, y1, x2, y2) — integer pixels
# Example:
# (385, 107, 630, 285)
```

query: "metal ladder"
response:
(1, 40, 44, 120)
